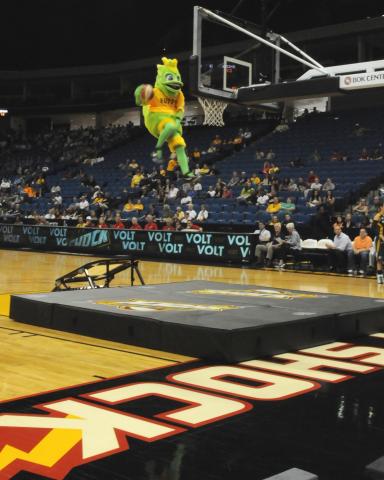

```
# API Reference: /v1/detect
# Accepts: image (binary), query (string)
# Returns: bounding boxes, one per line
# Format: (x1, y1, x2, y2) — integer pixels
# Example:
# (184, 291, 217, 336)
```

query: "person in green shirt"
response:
(237, 180, 255, 204)
(280, 196, 296, 213)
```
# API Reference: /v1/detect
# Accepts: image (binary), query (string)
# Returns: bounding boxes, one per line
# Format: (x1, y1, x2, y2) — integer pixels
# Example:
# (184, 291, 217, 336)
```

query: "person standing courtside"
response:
(373, 205, 384, 284)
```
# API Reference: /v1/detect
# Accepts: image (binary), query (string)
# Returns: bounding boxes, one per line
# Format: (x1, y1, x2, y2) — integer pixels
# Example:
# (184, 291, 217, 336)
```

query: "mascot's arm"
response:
(134, 84, 153, 107)
(175, 91, 185, 126)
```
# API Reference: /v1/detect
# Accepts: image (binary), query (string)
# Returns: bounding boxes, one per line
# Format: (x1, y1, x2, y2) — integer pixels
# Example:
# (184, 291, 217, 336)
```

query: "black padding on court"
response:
(366, 456, 384, 479)
(10, 281, 384, 362)
(263, 468, 318, 480)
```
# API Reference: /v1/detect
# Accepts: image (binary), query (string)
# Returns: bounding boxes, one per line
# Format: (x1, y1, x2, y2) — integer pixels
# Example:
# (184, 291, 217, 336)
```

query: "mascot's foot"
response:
(151, 149, 163, 165)
(183, 171, 200, 183)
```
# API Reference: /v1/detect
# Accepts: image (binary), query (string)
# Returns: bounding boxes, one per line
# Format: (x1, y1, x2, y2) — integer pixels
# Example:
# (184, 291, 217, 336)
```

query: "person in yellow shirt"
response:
(76, 216, 87, 228)
(347, 227, 373, 276)
(123, 198, 144, 213)
(131, 171, 144, 188)
(167, 155, 178, 172)
(266, 197, 281, 213)
(199, 163, 210, 175)
(250, 173, 261, 185)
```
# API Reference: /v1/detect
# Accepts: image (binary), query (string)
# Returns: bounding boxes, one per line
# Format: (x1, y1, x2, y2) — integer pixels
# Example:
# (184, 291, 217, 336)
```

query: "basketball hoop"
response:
(198, 97, 228, 127)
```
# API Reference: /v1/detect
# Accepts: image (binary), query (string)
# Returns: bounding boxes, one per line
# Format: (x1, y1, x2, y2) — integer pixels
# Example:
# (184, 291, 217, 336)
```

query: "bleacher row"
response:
(17, 108, 384, 227)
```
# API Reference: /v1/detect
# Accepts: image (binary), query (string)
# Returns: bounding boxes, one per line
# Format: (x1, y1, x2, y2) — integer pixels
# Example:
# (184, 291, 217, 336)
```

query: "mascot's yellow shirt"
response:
(147, 87, 184, 114)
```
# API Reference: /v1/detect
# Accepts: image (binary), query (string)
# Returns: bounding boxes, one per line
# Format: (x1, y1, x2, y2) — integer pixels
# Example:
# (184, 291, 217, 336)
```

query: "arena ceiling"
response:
(2, 0, 383, 70)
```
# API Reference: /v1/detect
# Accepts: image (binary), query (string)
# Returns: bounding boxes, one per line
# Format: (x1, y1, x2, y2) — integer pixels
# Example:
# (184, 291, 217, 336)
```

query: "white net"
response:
(197, 97, 228, 127)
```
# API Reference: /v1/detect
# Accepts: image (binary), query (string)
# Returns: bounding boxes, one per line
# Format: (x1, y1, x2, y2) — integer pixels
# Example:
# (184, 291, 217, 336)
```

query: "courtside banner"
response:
(339, 71, 384, 90)
(0, 224, 254, 263)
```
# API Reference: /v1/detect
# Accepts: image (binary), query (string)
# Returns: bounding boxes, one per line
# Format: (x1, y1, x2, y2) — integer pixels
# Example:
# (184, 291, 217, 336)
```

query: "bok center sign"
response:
(339, 71, 384, 90)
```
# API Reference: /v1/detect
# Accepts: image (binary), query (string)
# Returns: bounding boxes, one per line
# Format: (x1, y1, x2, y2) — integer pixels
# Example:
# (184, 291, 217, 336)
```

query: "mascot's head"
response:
(155, 57, 183, 98)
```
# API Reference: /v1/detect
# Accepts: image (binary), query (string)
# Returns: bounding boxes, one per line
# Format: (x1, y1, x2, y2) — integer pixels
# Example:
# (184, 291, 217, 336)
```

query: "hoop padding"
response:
(198, 97, 228, 127)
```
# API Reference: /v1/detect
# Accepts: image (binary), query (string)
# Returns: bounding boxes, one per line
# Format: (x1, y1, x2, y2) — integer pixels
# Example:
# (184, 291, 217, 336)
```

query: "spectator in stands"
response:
(326, 224, 352, 272)
(131, 170, 144, 188)
(280, 197, 296, 214)
(372, 148, 383, 160)
(166, 154, 178, 177)
(353, 198, 369, 216)
(255, 149, 265, 160)
(44, 208, 56, 220)
(310, 206, 330, 239)
(307, 170, 316, 184)
(123, 198, 144, 213)
(23, 183, 37, 198)
(279, 222, 302, 266)
(310, 177, 322, 191)
(193, 180, 203, 193)
(269, 215, 281, 229)
(330, 151, 342, 162)
(222, 186, 233, 199)
(162, 217, 175, 231)
(297, 177, 307, 193)
(194, 164, 201, 176)
(211, 135, 222, 148)
(128, 159, 139, 172)
(232, 132, 244, 150)
(200, 163, 210, 175)
(324, 190, 335, 214)
(266, 197, 281, 214)
(228, 171, 240, 187)
(206, 186, 216, 198)
(52, 191, 63, 207)
(280, 177, 290, 191)
(84, 216, 94, 228)
(344, 213, 356, 237)
(182, 220, 203, 232)
(186, 203, 197, 221)
(76, 215, 86, 227)
(113, 212, 125, 229)
(323, 178, 335, 191)
(79, 195, 90, 212)
(250, 173, 261, 186)
(307, 190, 322, 208)
(192, 147, 201, 161)
(180, 191, 193, 205)
(369, 195, 382, 215)
(144, 214, 158, 230)
(266, 223, 284, 267)
(256, 188, 270, 206)
(239, 171, 248, 185)
(287, 178, 298, 192)
(130, 217, 142, 230)
(347, 227, 373, 276)
(310, 149, 321, 162)
(266, 149, 275, 161)
(0, 178, 11, 193)
(167, 183, 179, 201)
(98, 215, 108, 228)
(237, 181, 255, 205)
(359, 148, 370, 161)
(254, 221, 271, 265)
(175, 207, 185, 222)
(197, 204, 209, 222)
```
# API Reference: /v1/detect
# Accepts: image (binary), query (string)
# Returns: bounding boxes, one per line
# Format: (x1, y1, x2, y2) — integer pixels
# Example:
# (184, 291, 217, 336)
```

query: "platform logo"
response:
(190, 288, 325, 300)
(95, 299, 238, 312)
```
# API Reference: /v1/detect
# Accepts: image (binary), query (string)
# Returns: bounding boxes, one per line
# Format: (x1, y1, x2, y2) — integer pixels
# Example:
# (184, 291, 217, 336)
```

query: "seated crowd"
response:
(1, 121, 383, 281)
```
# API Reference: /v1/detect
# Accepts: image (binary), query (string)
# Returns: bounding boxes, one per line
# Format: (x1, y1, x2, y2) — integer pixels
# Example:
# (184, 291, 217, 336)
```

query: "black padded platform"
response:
(10, 281, 384, 362)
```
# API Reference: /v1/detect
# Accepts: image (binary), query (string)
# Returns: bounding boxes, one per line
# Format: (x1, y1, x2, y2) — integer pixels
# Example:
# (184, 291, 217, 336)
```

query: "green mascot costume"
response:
(134, 57, 195, 180)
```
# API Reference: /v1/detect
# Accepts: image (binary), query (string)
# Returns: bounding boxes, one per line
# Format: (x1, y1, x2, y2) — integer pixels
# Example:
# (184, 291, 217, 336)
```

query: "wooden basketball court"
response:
(1, 249, 383, 402)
